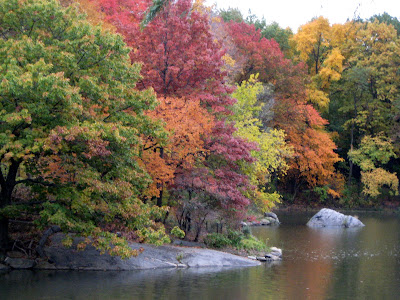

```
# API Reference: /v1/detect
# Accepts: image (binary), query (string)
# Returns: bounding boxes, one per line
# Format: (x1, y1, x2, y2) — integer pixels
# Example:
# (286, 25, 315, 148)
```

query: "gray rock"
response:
(268, 247, 282, 258)
(4, 257, 36, 269)
(265, 247, 282, 260)
(172, 240, 206, 248)
(256, 256, 268, 261)
(307, 208, 365, 228)
(264, 212, 280, 224)
(240, 221, 248, 227)
(41, 233, 260, 270)
(260, 218, 271, 225)
(34, 260, 57, 270)
(247, 256, 257, 260)
(264, 212, 277, 219)
(265, 254, 282, 261)
(0, 263, 10, 270)
(6, 251, 24, 258)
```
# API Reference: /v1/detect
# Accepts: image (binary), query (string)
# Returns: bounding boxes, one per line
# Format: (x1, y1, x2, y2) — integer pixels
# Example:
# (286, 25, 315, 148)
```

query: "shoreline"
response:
(1, 232, 262, 271)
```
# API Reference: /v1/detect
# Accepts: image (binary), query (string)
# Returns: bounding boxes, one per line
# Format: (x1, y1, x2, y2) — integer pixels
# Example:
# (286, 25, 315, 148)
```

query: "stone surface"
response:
(265, 247, 282, 261)
(256, 256, 267, 261)
(307, 208, 365, 228)
(0, 263, 10, 270)
(264, 212, 280, 224)
(41, 233, 261, 270)
(248, 212, 280, 226)
(269, 247, 282, 257)
(264, 254, 282, 261)
(6, 251, 25, 258)
(172, 240, 206, 248)
(260, 218, 271, 225)
(4, 257, 36, 269)
(34, 260, 57, 270)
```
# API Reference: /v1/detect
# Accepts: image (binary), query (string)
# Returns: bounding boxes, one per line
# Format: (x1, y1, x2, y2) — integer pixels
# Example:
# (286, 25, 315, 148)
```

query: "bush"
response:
(171, 226, 185, 239)
(204, 233, 231, 248)
(226, 230, 244, 248)
(239, 236, 267, 252)
(204, 229, 267, 252)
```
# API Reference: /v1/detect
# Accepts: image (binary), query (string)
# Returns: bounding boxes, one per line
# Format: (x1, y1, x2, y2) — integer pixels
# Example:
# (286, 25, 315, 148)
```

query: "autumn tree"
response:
(327, 19, 400, 194)
(349, 134, 398, 200)
(219, 19, 343, 201)
(231, 75, 293, 211)
(141, 97, 214, 206)
(292, 17, 348, 111)
(92, 0, 256, 235)
(0, 0, 168, 254)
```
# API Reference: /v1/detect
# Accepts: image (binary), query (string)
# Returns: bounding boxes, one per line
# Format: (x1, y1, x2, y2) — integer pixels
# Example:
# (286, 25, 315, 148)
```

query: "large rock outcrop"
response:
(40, 233, 260, 270)
(307, 208, 365, 228)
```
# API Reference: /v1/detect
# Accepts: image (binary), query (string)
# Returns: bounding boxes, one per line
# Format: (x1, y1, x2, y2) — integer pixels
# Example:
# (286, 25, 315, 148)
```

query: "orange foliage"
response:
(275, 100, 343, 192)
(141, 97, 214, 198)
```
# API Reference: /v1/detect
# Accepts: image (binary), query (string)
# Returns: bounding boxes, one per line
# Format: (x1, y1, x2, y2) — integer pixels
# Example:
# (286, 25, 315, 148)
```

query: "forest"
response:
(0, 0, 399, 255)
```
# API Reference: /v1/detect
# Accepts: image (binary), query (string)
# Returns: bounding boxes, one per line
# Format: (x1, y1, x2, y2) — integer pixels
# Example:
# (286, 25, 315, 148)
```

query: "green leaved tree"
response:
(0, 0, 168, 255)
(231, 75, 293, 212)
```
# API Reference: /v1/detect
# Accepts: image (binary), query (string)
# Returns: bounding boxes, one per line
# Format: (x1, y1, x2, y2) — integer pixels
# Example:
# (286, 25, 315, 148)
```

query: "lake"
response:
(1, 211, 399, 299)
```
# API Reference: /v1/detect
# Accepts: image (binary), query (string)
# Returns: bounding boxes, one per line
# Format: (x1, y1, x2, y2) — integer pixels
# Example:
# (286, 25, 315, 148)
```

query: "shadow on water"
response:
(1, 212, 400, 300)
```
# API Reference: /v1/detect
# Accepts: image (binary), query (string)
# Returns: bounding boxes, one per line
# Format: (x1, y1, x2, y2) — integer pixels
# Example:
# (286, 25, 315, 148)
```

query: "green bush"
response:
(239, 236, 267, 251)
(204, 229, 267, 252)
(226, 230, 244, 248)
(242, 226, 251, 237)
(204, 233, 231, 248)
(171, 226, 185, 239)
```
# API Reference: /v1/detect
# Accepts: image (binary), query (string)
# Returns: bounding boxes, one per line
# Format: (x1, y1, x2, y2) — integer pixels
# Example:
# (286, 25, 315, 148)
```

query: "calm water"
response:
(1, 211, 400, 299)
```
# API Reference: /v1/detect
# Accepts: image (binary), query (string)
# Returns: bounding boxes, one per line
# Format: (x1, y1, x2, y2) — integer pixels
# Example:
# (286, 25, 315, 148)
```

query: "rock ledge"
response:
(39, 233, 261, 270)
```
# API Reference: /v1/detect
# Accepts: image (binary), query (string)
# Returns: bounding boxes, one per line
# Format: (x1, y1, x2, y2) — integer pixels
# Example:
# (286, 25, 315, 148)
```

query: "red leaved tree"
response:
(94, 0, 256, 232)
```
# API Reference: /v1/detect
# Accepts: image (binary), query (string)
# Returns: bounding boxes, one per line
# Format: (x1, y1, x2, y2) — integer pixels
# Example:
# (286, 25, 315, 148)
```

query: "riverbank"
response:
(1, 233, 261, 271)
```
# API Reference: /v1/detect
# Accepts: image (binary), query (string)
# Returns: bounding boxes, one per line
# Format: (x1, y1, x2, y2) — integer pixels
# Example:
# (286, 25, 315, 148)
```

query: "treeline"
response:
(0, 0, 399, 254)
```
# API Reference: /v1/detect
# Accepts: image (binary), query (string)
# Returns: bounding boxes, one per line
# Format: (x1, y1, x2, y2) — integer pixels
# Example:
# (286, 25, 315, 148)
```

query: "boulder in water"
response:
(307, 208, 365, 228)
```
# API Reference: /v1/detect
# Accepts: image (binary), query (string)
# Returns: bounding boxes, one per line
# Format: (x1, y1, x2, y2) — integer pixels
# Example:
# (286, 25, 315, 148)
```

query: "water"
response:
(1, 211, 400, 299)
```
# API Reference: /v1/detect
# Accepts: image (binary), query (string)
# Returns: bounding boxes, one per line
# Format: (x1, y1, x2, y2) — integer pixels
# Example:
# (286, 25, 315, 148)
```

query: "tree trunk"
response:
(156, 147, 164, 207)
(348, 94, 358, 184)
(0, 218, 9, 251)
(0, 158, 20, 250)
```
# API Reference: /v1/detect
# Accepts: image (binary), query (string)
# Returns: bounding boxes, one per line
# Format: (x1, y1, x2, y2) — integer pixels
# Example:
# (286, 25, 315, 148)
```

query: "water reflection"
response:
(1, 212, 399, 300)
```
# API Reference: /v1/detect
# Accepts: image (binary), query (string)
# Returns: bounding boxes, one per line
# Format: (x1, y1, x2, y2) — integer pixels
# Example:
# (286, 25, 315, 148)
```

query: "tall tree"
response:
(95, 0, 256, 224)
(220, 19, 343, 200)
(0, 0, 167, 254)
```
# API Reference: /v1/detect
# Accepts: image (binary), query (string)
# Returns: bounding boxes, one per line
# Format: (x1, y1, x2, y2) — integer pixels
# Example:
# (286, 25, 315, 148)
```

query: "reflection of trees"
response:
(329, 216, 400, 299)
(281, 227, 345, 300)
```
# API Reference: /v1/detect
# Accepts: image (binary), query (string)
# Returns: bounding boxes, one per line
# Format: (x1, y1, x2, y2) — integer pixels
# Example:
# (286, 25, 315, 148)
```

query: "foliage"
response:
(0, 0, 169, 254)
(203, 232, 231, 248)
(231, 75, 293, 211)
(141, 96, 214, 201)
(349, 134, 398, 198)
(97, 0, 257, 220)
(171, 226, 185, 239)
(239, 235, 267, 252)
(204, 230, 266, 252)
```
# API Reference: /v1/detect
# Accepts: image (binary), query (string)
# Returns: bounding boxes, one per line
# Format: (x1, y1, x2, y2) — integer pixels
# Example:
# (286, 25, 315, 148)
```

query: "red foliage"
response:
(223, 20, 342, 192)
(96, 0, 255, 212)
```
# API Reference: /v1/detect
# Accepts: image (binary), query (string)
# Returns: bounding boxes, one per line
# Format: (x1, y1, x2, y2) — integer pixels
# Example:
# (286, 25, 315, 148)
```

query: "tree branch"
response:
(15, 177, 58, 187)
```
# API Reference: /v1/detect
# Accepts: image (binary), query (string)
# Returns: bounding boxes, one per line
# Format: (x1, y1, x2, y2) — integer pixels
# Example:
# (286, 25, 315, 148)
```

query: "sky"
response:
(205, 0, 400, 32)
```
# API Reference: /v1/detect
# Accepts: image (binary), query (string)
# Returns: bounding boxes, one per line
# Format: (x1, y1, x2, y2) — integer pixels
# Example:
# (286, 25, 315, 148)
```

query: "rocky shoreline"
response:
(0, 233, 263, 271)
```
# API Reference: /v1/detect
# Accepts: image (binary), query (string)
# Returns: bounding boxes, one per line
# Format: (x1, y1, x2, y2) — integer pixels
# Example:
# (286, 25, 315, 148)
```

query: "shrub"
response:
(204, 233, 231, 248)
(171, 226, 185, 239)
(226, 230, 244, 248)
(239, 236, 267, 252)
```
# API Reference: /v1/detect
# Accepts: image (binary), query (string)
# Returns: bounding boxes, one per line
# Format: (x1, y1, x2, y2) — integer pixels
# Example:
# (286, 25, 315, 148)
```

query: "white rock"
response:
(307, 208, 365, 228)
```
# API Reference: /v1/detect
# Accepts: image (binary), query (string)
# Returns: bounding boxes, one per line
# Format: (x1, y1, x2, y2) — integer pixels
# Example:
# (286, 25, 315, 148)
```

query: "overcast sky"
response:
(205, 0, 400, 32)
